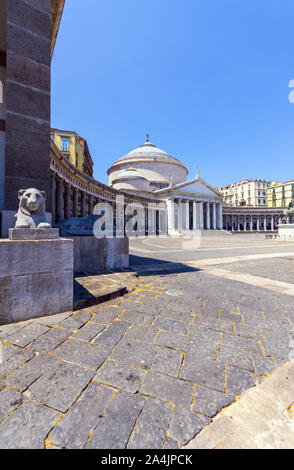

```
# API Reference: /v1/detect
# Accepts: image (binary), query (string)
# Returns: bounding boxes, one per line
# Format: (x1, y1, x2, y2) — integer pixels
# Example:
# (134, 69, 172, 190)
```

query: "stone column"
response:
(56, 179, 64, 223)
(271, 215, 274, 231)
(206, 202, 210, 230)
(89, 195, 94, 216)
(178, 199, 183, 230)
(64, 183, 71, 220)
(212, 202, 217, 230)
(50, 173, 56, 224)
(167, 199, 175, 232)
(250, 215, 253, 231)
(81, 192, 86, 217)
(243, 216, 246, 231)
(199, 201, 204, 230)
(185, 200, 190, 230)
(264, 216, 267, 231)
(73, 189, 79, 218)
(257, 215, 260, 231)
(217, 203, 223, 230)
(193, 201, 197, 230)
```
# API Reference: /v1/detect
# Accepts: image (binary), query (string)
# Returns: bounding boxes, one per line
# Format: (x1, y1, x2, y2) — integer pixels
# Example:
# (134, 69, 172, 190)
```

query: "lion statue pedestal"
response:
(0, 188, 74, 325)
(9, 188, 59, 240)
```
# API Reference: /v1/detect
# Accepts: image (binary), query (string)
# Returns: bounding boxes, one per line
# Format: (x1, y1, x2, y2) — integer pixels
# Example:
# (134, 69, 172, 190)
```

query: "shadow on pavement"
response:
(130, 254, 200, 276)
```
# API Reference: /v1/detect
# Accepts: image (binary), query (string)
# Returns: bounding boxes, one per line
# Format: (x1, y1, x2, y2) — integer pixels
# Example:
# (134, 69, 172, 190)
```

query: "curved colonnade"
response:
(50, 141, 284, 234)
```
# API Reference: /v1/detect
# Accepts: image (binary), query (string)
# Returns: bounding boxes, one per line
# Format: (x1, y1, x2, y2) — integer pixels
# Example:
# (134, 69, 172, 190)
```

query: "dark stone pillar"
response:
(50, 173, 56, 224)
(2, 0, 51, 235)
(89, 195, 94, 216)
(56, 179, 64, 223)
(81, 192, 86, 217)
(73, 189, 79, 218)
(64, 183, 71, 220)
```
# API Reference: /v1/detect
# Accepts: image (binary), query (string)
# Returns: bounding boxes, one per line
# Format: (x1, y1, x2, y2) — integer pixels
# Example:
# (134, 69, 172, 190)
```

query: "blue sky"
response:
(51, 0, 294, 187)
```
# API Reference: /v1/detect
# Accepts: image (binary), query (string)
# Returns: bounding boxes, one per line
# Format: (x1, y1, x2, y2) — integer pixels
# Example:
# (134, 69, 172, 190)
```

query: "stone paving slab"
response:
(0, 245, 294, 448)
(74, 271, 138, 310)
(152, 347, 183, 377)
(127, 397, 173, 449)
(218, 257, 294, 285)
(85, 391, 145, 449)
(185, 361, 294, 449)
(0, 401, 61, 449)
(28, 360, 95, 413)
(49, 383, 115, 449)
(94, 360, 146, 393)
(140, 371, 194, 408)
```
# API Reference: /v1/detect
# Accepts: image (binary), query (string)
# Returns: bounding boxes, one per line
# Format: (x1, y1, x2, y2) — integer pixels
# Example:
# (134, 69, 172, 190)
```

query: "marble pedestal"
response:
(278, 224, 294, 241)
(71, 236, 129, 273)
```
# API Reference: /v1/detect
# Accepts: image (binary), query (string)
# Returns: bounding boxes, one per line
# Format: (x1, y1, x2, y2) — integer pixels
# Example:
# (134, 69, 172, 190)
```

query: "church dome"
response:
(108, 138, 188, 194)
(108, 140, 187, 169)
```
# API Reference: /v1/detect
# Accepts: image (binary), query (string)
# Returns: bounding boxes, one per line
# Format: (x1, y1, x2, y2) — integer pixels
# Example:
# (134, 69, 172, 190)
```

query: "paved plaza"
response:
(0, 233, 294, 449)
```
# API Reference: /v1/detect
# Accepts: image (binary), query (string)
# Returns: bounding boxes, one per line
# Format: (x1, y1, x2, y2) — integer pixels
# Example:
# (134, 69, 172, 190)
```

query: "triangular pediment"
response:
(176, 178, 220, 196)
(155, 177, 221, 197)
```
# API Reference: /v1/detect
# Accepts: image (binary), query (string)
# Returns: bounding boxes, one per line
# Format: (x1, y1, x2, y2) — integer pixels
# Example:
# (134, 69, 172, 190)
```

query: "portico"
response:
(157, 177, 223, 235)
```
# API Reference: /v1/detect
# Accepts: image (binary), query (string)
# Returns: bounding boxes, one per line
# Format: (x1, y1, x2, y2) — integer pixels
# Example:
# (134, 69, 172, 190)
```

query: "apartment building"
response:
(51, 128, 94, 177)
(268, 180, 294, 208)
(219, 180, 269, 207)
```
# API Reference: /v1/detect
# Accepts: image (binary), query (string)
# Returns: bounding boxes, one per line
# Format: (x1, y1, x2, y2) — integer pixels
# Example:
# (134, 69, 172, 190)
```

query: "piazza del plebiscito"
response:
(106, 137, 283, 234)
(47, 136, 285, 237)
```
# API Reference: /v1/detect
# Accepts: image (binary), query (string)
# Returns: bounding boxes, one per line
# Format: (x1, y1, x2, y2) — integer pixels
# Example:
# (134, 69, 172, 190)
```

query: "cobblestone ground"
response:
(0, 252, 293, 449)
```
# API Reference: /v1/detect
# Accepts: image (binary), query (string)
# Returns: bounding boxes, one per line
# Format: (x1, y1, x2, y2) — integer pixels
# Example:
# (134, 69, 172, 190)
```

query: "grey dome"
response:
(109, 140, 187, 171)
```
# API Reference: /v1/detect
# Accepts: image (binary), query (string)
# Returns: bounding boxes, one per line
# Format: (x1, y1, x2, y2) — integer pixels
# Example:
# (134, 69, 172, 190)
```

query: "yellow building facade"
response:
(268, 180, 294, 208)
(51, 129, 84, 173)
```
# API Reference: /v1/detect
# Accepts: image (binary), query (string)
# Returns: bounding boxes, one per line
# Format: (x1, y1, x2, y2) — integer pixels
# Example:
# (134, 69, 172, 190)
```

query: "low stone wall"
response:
(0, 238, 73, 325)
(71, 236, 129, 273)
(278, 224, 294, 241)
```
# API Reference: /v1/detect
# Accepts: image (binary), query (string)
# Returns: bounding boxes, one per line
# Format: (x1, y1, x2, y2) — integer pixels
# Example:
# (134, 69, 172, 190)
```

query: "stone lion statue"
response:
(14, 188, 51, 229)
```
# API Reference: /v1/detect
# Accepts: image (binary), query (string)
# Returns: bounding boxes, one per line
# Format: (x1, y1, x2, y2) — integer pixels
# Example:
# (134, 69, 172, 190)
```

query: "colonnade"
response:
(167, 198, 223, 232)
(50, 171, 284, 235)
(50, 172, 166, 237)
(50, 173, 98, 223)
(223, 213, 281, 232)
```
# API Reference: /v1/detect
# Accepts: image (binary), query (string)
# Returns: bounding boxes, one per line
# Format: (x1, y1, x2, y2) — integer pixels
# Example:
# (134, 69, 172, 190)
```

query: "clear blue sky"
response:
(51, 0, 294, 187)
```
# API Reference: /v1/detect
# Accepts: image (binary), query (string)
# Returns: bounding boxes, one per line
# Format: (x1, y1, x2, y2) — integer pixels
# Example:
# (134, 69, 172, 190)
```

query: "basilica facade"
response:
(108, 138, 224, 234)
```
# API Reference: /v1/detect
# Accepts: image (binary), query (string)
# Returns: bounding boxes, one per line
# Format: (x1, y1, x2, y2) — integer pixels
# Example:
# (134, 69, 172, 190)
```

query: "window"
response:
(61, 137, 70, 152)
